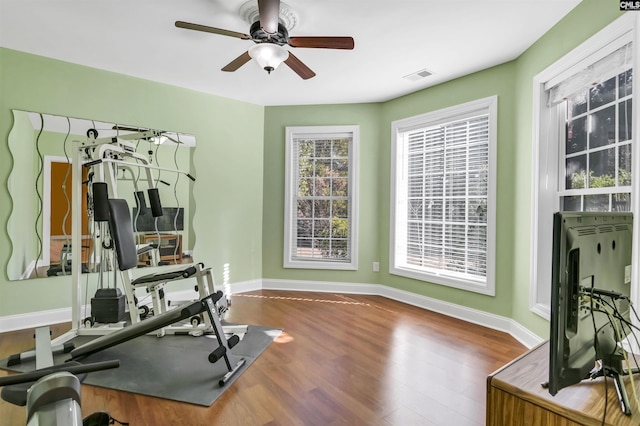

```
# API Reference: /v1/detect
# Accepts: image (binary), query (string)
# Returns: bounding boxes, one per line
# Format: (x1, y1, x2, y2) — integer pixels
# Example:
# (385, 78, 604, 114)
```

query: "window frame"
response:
(283, 125, 359, 270)
(389, 96, 498, 295)
(529, 13, 639, 319)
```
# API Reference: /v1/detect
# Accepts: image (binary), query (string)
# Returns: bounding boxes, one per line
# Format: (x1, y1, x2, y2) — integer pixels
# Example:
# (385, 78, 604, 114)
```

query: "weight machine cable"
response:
(132, 133, 144, 249)
(171, 133, 182, 262)
(152, 141, 161, 238)
(83, 257, 91, 322)
(154, 137, 178, 263)
(132, 140, 143, 241)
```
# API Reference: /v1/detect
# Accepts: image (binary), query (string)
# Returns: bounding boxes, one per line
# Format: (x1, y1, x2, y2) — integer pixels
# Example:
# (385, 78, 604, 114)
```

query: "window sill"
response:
(284, 259, 358, 271)
(390, 265, 494, 296)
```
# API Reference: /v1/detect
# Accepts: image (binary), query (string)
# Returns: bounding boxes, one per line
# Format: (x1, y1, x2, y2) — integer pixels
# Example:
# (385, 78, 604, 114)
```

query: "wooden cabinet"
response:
(487, 341, 640, 425)
(143, 234, 182, 264)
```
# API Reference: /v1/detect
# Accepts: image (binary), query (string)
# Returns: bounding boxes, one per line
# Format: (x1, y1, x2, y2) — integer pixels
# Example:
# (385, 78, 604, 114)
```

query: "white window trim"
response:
(389, 96, 498, 295)
(283, 125, 359, 270)
(529, 12, 640, 319)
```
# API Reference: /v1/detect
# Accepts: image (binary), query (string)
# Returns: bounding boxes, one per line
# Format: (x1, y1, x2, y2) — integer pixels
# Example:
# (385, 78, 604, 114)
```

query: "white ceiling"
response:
(0, 0, 581, 106)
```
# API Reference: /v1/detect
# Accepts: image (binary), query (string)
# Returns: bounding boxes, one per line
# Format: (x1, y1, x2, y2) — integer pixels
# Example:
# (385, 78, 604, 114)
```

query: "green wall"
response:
(0, 48, 265, 317)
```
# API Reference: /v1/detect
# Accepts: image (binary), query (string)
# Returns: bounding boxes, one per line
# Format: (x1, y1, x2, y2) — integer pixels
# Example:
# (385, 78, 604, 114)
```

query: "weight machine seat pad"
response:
(132, 266, 197, 286)
(108, 199, 138, 271)
(0, 362, 86, 407)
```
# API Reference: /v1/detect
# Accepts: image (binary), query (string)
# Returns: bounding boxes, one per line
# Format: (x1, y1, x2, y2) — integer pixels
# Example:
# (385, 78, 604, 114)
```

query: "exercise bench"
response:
(71, 291, 246, 387)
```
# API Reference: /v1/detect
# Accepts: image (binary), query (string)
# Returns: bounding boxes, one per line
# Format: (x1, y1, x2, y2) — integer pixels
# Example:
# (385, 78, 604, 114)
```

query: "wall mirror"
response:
(7, 110, 196, 280)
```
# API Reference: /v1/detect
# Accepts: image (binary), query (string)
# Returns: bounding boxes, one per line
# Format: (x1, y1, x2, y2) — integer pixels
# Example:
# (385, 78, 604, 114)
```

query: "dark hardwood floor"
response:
(0, 290, 527, 425)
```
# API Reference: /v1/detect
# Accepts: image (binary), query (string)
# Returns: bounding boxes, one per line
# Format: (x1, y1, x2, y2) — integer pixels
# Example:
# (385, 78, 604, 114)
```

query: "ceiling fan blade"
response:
(222, 51, 252, 72)
(289, 36, 355, 50)
(284, 52, 316, 80)
(258, 0, 280, 34)
(175, 21, 250, 40)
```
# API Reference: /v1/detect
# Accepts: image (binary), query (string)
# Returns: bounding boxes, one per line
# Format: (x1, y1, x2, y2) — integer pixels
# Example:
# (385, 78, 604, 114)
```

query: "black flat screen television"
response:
(548, 211, 634, 414)
(132, 207, 184, 232)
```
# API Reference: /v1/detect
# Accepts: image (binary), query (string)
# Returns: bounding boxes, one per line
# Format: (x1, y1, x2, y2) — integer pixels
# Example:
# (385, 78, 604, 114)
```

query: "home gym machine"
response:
(48, 125, 245, 346)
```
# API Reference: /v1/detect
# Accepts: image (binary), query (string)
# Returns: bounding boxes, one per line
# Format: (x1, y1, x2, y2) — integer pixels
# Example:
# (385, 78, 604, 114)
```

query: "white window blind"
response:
(405, 116, 489, 278)
(284, 126, 359, 270)
(547, 42, 632, 106)
(391, 96, 496, 295)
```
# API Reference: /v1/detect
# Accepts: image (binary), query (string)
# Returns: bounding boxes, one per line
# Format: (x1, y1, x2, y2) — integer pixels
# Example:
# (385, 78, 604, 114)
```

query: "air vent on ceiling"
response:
(403, 68, 433, 82)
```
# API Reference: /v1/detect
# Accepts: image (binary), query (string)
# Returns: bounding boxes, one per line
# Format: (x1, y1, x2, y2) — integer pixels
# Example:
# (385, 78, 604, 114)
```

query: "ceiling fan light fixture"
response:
(248, 43, 289, 74)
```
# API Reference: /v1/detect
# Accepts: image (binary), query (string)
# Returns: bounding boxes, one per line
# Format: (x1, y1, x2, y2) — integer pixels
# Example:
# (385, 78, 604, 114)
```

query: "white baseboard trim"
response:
(508, 319, 545, 349)
(0, 277, 544, 349)
(0, 307, 72, 333)
(226, 279, 263, 294)
(262, 278, 379, 295)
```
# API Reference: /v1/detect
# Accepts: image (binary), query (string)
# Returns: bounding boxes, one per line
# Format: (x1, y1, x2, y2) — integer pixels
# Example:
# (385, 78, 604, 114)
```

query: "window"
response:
(530, 13, 636, 319)
(284, 125, 359, 270)
(390, 96, 497, 295)
(559, 64, 632, 212)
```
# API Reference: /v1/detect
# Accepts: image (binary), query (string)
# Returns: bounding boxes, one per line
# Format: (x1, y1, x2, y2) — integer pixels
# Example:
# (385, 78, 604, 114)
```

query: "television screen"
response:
(548, 211, 633, 413)
(132, 207, 184, 232)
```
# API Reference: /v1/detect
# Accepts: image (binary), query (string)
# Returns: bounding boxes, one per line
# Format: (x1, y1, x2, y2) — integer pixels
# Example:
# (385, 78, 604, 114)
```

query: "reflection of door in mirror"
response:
(42, 158, 90, 278)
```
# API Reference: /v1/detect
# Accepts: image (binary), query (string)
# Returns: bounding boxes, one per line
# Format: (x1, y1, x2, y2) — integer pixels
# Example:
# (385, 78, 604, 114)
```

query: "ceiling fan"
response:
(175, 0, 354, 79)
